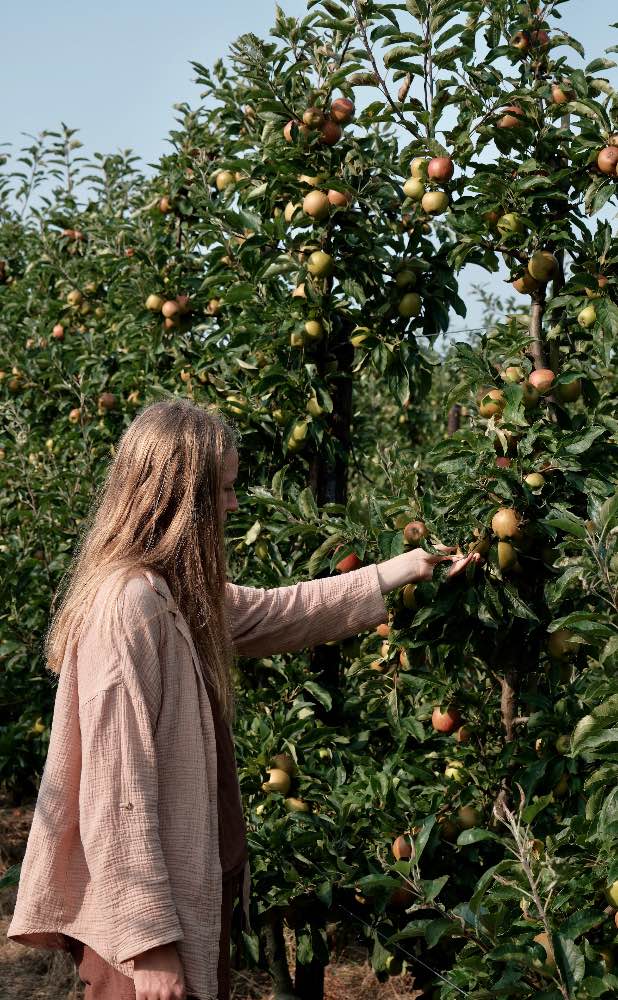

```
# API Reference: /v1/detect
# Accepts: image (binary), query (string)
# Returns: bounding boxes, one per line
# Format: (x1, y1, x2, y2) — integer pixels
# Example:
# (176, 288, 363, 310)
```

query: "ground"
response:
(0, 793, 421, 999)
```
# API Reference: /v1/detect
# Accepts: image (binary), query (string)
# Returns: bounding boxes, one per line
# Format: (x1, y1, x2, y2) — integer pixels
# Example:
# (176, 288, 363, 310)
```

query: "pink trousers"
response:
(65, 870, 243, 1000)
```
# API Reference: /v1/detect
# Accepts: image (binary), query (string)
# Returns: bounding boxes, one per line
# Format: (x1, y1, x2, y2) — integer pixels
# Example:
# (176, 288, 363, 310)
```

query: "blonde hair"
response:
(45, 398, 240, 727)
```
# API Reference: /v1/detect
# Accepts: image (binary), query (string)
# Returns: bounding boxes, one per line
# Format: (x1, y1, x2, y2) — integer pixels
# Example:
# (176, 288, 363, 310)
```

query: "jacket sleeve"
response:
(77, 577, 184, 964)
(225, 562, 388, 657)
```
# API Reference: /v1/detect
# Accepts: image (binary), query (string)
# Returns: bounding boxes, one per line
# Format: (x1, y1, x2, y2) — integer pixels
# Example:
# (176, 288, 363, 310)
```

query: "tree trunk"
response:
(447, 404, 461, 436)
(261, 911, 299, 999)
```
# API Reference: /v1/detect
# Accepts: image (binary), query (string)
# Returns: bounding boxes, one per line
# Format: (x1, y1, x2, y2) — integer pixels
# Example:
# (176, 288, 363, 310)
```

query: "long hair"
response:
(45, 398, 240, 727)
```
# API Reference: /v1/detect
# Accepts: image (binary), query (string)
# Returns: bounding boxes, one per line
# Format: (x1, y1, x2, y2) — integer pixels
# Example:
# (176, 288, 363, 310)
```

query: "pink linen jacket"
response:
(7, 563, 387, 1000)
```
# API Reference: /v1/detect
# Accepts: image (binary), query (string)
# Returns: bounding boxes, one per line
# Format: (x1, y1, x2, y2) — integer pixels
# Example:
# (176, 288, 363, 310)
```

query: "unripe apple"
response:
(319, 117, 343, 145)
(555, 735, 571, 754)
(302, 190, 330, 220)
(491, 508, 522, 539)
(578, 304, 596, 328)
(307, 250, 334, 278)
(547, 628, 578, 660)
(330, 97, 354, 123)
(403, 177, 425, 200)
(479, 388, 505, 418)
(501, 366, 524, 383)
(67, 289, 83, 307)
(68, 407, 82, 424)
(497, 105, 524, 128)
(597, 146, 618, 174)
(525, 472, 545, 489)
(528, 251, 559, 283)
(427, 156, 454, 182)
(431, 706, 461, 733)
(262, 768, 291, 795)
(497, 212, 526, 235)
(410, 157, 429, 179)
(421, 191, 449, 214)
(402, 583, 417, 610)
(529, 368, 555, 394)
(522, 382, 540, 409)
(215, 170, 235, 192)
(398, 292, 422, 318)
(395, 268, 416, 288)
(555, 379, 581, 403)
(284, 797, 310, 813)
(391, 834, 413, 860)
(605, 881, 618, 908)
(403, 520, 428, 546)
(145, 294, 164, 312)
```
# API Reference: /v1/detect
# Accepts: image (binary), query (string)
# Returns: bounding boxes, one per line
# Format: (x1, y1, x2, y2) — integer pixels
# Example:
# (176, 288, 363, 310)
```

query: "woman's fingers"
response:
(447, 552, 481, 576)
(432, 543, 458, 554)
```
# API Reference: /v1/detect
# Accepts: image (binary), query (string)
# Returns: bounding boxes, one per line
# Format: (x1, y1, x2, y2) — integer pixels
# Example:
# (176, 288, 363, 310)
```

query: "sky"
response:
(2, 0, 616, 335)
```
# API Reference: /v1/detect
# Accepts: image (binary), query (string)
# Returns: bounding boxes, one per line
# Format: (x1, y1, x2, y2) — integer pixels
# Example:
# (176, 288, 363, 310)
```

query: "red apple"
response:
(334, 545, 362, 573)
(597, 147, 618, 175)
(319, 117, 343, 145)
(529, 368, 555, 394)
(432, 706, 462, 734)
(427, 156, 454, 182)
(330, 97, 354, 124)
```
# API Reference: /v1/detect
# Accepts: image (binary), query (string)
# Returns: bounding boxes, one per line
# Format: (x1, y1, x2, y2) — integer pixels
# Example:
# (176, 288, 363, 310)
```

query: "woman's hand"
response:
(376, 547, 481, 594)
(133, 942, 186, 1000)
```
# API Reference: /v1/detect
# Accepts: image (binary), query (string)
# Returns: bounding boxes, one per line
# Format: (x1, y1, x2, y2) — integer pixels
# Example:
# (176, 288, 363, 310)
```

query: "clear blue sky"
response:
(2, 0, 616, 334)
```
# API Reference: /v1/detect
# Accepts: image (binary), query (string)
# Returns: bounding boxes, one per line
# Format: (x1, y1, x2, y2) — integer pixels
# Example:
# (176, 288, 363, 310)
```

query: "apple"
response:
(306, 397, 324, 417)
(483, 210, 501, 228)
(159, 195, 172, 213)
(261, 768, 291, 795)
(304, 319, 324, 341)
(491, 508, 522, 539)
(501, 365, 524, 383)
(67, 289, 83, 307)
(283, 120, 301, 142)
(410, 157, 429, 179)
(547, 628, 578, 660)
(272, 409, 288, 427)
(330, 97, 354, 123)
(511, 30, 530, 51)
(478, 388, 505, 418)
(399, 649, 410, 669)
(522, 382, 540, 409)
(370, 659, 385, 672)
(597, 147, 618, 174)
(529, 368, 555, 393)
(403, 520, 428, 546)
(402, 583, 417, 610)
(555, 379, 581, 403)
(398, 292, 422, 318)
(457, 805, 482, 829)
(512, 273, 540, 294)
(271, 752, 297, 775)
(497, 105, 524, 128)
(578, 304, 596, 328)
(455, 725, 472, 743)
(68, 407, 82, 424)
(302, 190, 330, 220)
(51, 323, 65, 340)
(497, 212, 526, 236)
(431, 706, 462, 734)
(421, 191, 449, 214)
(525, 472, 545, 489)
(319, 117, 343, 145)
(145, 294, 164, 312)
(530, 28, 550, 49)
(98, 392, 117, 412)
(161, 300, 180, 319)
(307, 250, 334, 278)
(444, 761, 465, 783)
(554, 735, 571, 754)
(284, 797, 310, 813)
(528, 251, 559, 283)
(376, 623, 391, 638)
(496, 456, 512, 469)
(302, 107, 325, 127)
(292, 284, 306, 299)
(391, 834, 413, 860)
(327, 189, 351, 207)
(403, 177, 425, 200)
(551, 83, 574, 104)
(334, 545, 362, 573)
(427, 156, 454, 182)
(498, 541, 519, 571)
(437, 816, 459, 841)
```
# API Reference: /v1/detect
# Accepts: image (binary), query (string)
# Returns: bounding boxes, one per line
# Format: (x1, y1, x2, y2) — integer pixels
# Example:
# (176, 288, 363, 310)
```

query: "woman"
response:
(7, 398, 478, 1000)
